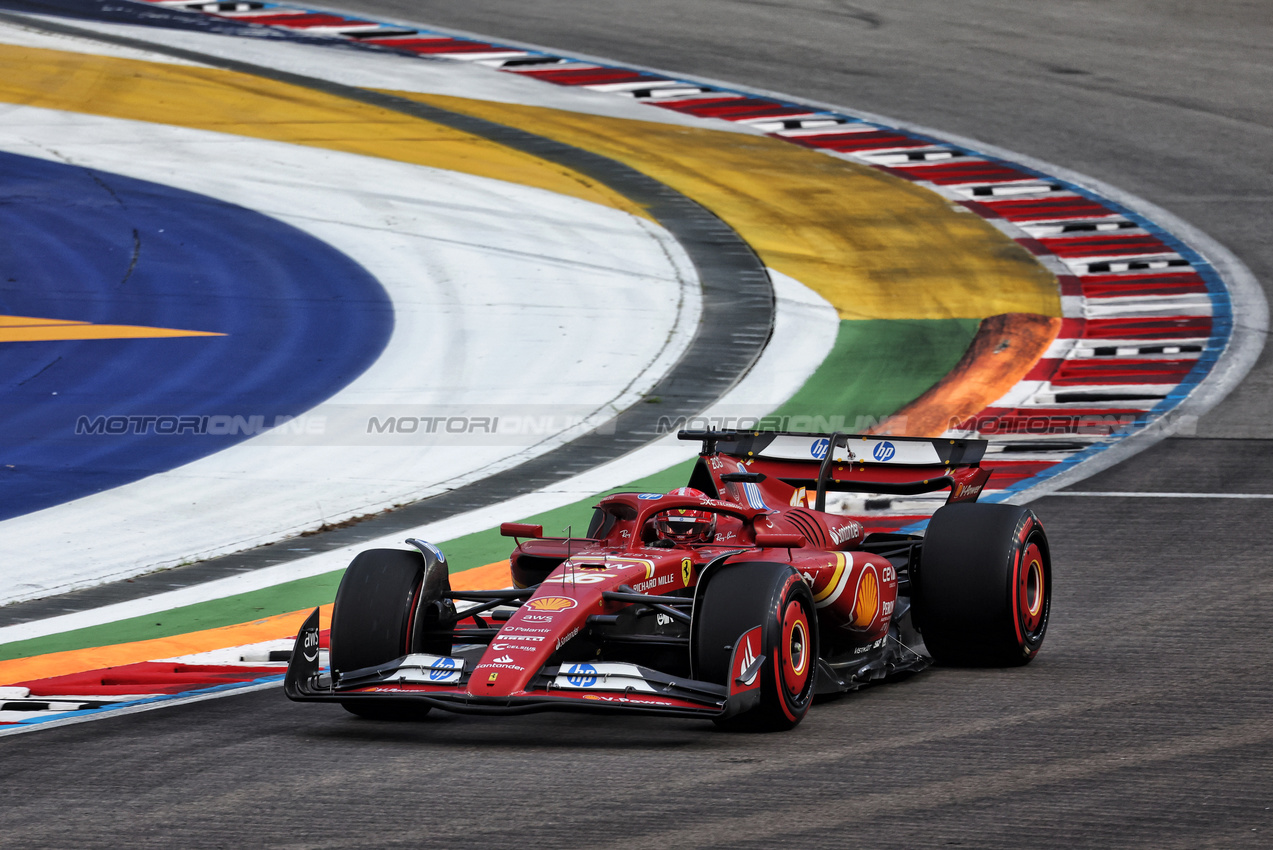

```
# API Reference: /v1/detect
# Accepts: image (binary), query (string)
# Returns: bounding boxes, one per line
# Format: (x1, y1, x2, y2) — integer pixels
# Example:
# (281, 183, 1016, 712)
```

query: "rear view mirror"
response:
(500, 522, 543, 539)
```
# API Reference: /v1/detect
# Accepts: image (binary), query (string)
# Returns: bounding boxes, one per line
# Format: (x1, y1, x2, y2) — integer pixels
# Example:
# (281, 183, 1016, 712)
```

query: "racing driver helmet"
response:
(654, 487, 717, 544)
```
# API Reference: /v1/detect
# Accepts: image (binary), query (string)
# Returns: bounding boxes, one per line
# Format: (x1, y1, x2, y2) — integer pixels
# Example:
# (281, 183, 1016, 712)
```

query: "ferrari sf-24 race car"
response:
(286, 430, 1052, 731)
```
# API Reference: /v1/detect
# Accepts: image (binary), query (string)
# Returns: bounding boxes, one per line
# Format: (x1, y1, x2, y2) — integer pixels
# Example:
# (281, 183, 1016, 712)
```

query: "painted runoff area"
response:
(1, 3, 1256, 729)
(0, 57, 700, 603)
(0, 19, 1043, 604)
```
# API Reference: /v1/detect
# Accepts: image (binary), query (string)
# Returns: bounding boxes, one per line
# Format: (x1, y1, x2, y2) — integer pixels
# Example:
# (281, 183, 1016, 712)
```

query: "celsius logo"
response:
(810, 438, 830, 460)
(428, 657, 457, 681)
(565, 663, 598, 687)
(526, 596, 577, 612)
(872, 441, 896, 462)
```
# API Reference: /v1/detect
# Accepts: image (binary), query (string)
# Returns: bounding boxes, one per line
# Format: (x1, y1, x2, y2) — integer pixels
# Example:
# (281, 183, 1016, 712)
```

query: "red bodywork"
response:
(287, 432, 989, 717)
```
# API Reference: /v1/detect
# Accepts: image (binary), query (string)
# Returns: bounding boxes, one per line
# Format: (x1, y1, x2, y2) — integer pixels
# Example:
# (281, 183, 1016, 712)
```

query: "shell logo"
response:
(850, 567, 880, 628)
(526, 596, 577, 612)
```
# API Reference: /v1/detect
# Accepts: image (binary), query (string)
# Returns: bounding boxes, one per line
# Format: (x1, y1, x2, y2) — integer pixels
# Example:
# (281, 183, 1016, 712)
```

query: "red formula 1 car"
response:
(285, 430, 1052, 731)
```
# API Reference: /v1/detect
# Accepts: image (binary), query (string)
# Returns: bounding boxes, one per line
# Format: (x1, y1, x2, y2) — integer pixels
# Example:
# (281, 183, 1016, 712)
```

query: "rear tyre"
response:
(330, 548, 432, 720)
(916, 503, 1052, 666)
(693, 562, 819, 732)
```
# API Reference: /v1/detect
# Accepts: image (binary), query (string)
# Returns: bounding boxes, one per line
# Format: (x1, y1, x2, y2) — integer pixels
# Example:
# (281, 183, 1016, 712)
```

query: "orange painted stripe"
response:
(0, 314, 224, 343)
(450, 560, 512, 591)
(0, 608, 329, 686)
(0, 560, 513, 685)
(0, 315, 89, 326)
(871, 312, 1063, 437)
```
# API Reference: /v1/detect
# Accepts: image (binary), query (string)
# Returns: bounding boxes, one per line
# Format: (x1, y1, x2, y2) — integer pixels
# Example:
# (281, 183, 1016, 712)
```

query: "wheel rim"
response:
(781, 599, 811, 694)
(1018, 542, 1046, 636)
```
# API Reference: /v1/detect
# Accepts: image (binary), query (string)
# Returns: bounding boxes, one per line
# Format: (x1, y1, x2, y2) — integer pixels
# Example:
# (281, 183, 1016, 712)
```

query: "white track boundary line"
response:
(0, 678, 282, 738)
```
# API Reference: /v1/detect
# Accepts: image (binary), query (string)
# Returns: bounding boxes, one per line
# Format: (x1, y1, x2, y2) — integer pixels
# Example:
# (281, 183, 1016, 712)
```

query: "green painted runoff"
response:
(773, 318, 980, 430)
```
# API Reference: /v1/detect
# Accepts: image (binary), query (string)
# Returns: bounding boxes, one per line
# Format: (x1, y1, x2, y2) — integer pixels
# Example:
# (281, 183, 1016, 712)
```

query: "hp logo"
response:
(810, 438, 830, 460)
(566, 663, 598, 687)
(872, 441, 896, 462)
(428, 656, 457, 681)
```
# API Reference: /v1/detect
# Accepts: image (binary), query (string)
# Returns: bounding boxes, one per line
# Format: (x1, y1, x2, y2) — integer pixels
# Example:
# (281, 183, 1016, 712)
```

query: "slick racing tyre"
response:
(916, 503, 1051, 666)
(330, 548, 453, 720)
(693, 562, 819, 732)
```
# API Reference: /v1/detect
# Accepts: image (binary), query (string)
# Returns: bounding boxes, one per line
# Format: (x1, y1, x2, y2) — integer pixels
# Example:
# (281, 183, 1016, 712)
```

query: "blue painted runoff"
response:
(0, 152, 393, 521)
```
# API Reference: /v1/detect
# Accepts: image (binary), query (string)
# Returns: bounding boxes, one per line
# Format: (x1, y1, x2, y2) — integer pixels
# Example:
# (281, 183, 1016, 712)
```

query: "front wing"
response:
(284, 609, 765, 719)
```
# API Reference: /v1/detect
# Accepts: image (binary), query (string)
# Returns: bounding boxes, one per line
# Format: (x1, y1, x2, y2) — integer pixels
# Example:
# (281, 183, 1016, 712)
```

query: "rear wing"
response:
(679, 430, 989, 508)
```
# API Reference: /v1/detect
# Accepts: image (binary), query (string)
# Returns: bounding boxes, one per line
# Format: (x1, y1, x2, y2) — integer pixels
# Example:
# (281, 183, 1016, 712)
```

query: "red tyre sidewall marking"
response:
(781, 599, 810, 694)
(1010, 547, 1025, 646)
(773, 574, 806, 721)
(402, 573, 425, 656)
(1020, 542, 1045, 634)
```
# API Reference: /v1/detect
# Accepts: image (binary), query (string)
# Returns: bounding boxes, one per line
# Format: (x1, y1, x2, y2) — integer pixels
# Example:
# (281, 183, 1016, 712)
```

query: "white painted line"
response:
(0, 16, 207, 65)
(0, 17, 760, 133)
(0, 678, 283, 738)
(1048, 491, 1273, 500)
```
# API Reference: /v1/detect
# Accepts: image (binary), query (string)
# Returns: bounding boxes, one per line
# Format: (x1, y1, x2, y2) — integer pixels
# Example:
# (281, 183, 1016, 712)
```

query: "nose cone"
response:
(468, 556, 657, 697)
(470, 589, 599, 697)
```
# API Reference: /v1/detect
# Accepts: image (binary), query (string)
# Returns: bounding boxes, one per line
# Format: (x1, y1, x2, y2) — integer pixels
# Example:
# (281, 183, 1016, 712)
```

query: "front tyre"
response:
(330, 548, 442, 720)
(693, 562, 819, 732)
(916, 503, 1052, 666)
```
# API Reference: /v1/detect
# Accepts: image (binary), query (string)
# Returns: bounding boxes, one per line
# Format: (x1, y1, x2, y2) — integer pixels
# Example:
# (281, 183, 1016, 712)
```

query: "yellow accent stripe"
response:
(0, 45, 649, 221)
(0, 43, 1058, 321)
(812, 551, 847, 604)
(0, 314, 223, 343)
(0, 560, 513, 685)
(397, 93, 1061, 322)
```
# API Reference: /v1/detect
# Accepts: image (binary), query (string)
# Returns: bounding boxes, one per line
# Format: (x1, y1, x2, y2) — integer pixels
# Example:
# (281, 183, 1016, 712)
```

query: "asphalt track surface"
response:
(2, 2, 1271, 847)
